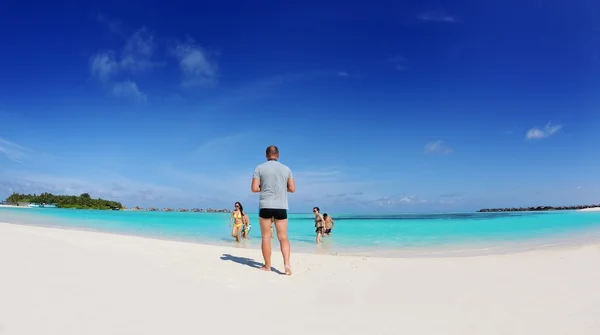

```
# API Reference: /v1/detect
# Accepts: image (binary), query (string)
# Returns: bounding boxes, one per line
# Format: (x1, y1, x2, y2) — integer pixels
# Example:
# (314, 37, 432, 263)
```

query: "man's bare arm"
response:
(287, 177, 295, 193)
(251, 178, 261, 193)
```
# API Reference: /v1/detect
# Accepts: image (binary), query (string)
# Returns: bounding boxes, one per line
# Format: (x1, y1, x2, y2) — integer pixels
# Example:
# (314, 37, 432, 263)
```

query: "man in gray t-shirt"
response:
(251, 145, 295, 275)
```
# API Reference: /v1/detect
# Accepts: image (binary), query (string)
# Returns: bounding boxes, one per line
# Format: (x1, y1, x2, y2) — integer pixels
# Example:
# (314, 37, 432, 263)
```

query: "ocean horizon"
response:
(2, 207, 600, 257)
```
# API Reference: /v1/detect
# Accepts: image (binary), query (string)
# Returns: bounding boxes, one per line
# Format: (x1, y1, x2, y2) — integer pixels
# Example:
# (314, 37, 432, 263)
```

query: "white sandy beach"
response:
(0, 222, 599, 335)
(578, 207, 600, 212)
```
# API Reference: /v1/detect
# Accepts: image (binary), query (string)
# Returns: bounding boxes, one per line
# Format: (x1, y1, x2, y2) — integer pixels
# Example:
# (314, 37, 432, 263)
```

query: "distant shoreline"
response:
(478, 205, 600, 213)
(0, 205, 31, 209)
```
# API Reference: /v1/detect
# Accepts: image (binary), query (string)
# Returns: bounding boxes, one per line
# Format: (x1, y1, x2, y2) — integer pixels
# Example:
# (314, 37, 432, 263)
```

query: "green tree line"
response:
(5, 192, 123, 210)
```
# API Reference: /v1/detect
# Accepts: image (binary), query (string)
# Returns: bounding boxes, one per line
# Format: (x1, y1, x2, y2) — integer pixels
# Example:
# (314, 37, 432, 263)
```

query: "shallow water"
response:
(2, 207, 600, 257)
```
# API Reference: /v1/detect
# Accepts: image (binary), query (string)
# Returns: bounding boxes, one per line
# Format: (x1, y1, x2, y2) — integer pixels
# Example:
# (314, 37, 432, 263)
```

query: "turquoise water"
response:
(2, 207, 600, 256)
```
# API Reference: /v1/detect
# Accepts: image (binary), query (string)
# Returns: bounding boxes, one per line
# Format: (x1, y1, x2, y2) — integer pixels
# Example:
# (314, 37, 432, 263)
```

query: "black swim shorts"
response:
(259, 208, 288, 220)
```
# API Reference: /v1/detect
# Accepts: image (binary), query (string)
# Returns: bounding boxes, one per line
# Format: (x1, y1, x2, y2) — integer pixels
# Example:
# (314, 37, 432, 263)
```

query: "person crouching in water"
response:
(313, 207, 325, 244)
(229, 202, 248, 242)
(323, 213, 334, 236)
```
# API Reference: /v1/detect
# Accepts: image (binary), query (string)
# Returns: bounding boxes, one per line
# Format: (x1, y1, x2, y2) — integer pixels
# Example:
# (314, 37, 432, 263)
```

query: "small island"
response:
(4, 192, 123, 210)
(478, 204, 600, 212)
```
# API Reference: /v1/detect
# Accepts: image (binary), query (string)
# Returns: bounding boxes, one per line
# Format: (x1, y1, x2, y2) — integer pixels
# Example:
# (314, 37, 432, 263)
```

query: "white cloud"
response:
(337, 71, 350, 77)
(90, 27, 159, 80)
(119, 27, 159, 73)
(424, 140, 453, 154)
(89, 27, 160, 99)
(373, 195, 427, 207)
(525, 122, 562, 140)
(90, 52, 119, 82)
(112, 81, 147, 102)
(172, 40, 218, 87)
(417, 10, 458, 23)
(0, 138, 30, 163)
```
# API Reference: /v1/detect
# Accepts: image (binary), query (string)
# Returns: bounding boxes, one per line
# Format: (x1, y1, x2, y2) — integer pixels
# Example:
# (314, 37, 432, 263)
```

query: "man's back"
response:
(254, 160, 293, 209)
(251, 145, 294, 275)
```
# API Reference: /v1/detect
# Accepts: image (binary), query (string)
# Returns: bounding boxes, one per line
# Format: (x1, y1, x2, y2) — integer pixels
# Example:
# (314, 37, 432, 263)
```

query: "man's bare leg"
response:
(259, 217, 273, 271)
(274, 218, 292, 275)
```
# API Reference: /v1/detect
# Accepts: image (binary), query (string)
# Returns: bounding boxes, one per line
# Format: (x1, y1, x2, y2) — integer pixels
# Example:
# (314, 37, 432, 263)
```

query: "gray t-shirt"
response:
(253, 160, 293, 210)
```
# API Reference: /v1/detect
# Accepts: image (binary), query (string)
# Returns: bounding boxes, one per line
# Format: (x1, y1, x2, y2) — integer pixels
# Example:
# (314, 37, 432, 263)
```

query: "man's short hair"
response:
(266, 145, 279, 156)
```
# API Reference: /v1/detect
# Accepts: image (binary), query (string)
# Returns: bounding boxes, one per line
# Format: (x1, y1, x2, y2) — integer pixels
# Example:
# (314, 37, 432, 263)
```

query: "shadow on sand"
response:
(220, 253, 285, 275)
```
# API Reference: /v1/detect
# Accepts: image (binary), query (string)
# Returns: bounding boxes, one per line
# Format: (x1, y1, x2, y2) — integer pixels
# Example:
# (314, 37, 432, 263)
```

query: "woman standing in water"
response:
(313, 207, 325, 244)
(229, 202, 248, 242)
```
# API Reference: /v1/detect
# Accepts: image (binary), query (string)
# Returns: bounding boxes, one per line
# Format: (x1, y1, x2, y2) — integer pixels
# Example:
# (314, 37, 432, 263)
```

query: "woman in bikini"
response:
(313, 207, 325, 244)
(229, 202, 248, 242)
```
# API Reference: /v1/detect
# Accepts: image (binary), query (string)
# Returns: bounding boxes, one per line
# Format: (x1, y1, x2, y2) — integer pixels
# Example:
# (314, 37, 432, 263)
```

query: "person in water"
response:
(323, 213, 334, 236)
(242, 214, 252, 239)
(251, 145, 295, 275)
(313, 207, 325, 244)
(229, 202, 248, 242)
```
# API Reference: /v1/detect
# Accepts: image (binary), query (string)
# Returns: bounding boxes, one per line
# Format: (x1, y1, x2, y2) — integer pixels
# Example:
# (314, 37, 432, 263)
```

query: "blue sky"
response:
(1, 0, 599, 212)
